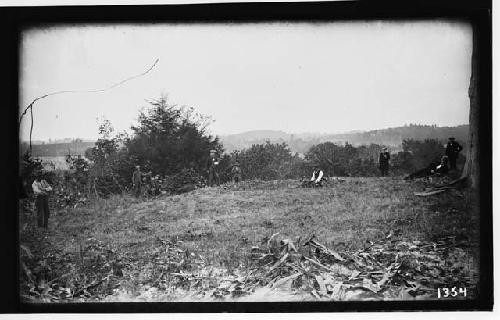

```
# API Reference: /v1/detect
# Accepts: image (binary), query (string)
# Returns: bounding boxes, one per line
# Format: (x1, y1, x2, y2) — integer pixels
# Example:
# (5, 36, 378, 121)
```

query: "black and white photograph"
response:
(6, 0, 492, 312)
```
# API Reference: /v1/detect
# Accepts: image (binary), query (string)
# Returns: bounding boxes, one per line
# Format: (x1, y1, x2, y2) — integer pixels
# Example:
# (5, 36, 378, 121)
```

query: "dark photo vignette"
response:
(0, 0, 492, 314)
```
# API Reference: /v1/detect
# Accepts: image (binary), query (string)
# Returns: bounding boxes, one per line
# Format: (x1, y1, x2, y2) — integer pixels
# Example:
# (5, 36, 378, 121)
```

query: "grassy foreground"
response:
(19, 177, 480, 302)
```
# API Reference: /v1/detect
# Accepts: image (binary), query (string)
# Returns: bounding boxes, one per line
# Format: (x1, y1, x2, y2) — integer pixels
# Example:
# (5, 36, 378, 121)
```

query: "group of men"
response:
(379, 137, 463, 178)
(307, 137, 463, 186)
(405, 137, 463, 180)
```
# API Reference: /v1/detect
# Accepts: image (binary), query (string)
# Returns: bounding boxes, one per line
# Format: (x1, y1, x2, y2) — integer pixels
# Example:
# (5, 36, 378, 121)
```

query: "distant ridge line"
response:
(21, 124, 469, 157)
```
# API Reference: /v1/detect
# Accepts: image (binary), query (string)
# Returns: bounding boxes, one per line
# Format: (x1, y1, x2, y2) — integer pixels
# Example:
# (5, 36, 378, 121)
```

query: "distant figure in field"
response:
(206, 150, 220, 187)
(404, 155, 449, 180)
(378, 147, 391, 176)
(132, 165, 142, 197)
(231, 161, 242, 183)
(32, 176, 52, 229)
(445, 137, 463, 171)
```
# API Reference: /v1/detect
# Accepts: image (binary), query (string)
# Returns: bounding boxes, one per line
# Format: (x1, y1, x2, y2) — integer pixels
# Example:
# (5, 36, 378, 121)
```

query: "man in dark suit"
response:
(206, 150, 220, 187)
(445, 137, 463, 171)
(378, 147, 390, 176)
(132, 165, 142, 197)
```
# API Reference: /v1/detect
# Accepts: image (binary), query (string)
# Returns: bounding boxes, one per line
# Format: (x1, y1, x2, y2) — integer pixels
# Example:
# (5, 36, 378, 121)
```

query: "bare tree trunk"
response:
(461, 24, 480, 190)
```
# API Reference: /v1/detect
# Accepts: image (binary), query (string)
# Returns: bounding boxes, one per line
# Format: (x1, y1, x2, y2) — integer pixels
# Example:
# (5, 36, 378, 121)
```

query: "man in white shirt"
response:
(310, 167, 325, 186)
(32, 177, 52, 229)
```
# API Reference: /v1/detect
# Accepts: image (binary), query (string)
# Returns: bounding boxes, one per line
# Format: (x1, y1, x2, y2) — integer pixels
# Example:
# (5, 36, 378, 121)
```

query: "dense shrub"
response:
(162, 168, 206, 194)
(47, 155, 91, 208)
(227, 142, 304, 181)
(304, 142, 382, 177)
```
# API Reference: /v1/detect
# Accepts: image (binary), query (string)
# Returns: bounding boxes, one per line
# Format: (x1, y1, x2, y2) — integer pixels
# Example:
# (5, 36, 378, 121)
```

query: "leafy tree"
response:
(84, 120, 129, 196)
(125, 96, 222, 177)
(85, 120, 120, 171)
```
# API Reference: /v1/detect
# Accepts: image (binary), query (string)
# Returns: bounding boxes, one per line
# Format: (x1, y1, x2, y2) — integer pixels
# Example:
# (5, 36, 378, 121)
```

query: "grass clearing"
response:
(19, 177, 480, 301)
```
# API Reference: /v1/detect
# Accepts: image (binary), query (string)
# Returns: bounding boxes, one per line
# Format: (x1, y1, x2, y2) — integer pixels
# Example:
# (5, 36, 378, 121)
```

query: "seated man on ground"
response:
(404, 156, 449, 180)
(302, 166, 326, 187)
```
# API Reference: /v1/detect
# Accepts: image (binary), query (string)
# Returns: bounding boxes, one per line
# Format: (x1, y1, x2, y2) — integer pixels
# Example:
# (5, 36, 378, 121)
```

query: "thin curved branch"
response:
(19, 58, 159, 125)
(19, 58, 159, 154)
(29, 103, 34, 152)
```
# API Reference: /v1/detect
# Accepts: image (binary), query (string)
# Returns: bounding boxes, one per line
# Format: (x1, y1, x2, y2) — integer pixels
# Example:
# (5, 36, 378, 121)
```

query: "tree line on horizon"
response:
(21, 122, 469, 158)
(20, 95, 466, 208)
(220, 124, 469, 154)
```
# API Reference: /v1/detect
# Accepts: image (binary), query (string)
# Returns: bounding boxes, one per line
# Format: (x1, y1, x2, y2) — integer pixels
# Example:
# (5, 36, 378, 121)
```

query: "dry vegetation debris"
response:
(106, 232, 477, 301)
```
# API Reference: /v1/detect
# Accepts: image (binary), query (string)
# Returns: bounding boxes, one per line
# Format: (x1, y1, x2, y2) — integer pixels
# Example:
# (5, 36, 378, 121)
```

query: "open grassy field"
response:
(19, 176, 480, 302)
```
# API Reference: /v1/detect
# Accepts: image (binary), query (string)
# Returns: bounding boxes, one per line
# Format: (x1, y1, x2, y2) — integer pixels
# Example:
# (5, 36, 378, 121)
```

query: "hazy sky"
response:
(20, 21, 472, 141)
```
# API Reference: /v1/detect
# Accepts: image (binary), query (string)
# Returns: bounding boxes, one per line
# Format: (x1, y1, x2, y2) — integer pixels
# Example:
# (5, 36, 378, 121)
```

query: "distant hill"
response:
(224, 130, 291, 141)
(21, 124, 469, 157)
(317, 124, 469, 147)
(20, 140, 96, 157)
(220, 124, 469, 154)
(220, 130, 291, 152)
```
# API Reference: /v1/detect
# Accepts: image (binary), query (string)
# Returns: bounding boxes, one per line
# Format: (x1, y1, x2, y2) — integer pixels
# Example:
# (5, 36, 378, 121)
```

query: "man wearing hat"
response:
(132, 165, 142, 197)
(445, 137, 463, 171)
(378, 147, 390, 176)
(206, 150, 220, 187)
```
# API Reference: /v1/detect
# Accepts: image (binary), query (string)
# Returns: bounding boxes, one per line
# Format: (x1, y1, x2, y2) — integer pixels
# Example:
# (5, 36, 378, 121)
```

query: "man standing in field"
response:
(32, 175, 52, 229)
(379, 147, 390, 176)
(445, 137, 463, 171)
(132, 165, 142, 197)
(231, 161, 242, 183)
(206, 150, 220, 187)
